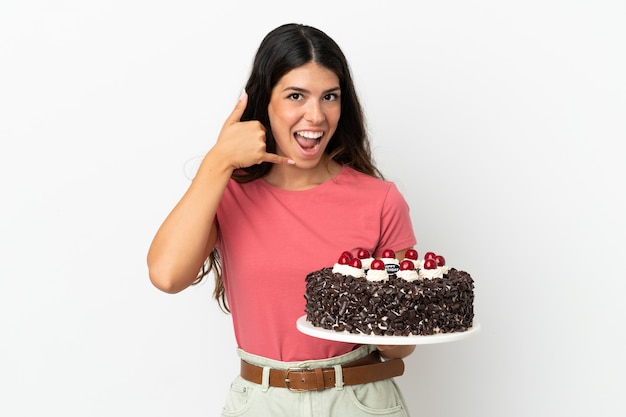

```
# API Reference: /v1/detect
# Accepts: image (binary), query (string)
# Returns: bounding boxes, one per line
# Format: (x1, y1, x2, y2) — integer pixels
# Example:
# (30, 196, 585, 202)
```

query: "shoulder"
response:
(337, 166, 402, 195)
(221, 178, 267, 205)
(226, 177, 264, 191)
(339, 167, 411, 211)
(337, 166, 387, 186)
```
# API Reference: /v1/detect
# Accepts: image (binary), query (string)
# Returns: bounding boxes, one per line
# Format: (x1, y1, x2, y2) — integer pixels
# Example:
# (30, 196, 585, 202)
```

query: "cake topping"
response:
(402, 248, 420, 269)
(349, 258, 362, 269)
(397, 259, 420, 281)
(329, 247, 453, 281)
(419, 256, 445, 279)
(399, 260, 414, 270)
(418, 251, 449, 275)
(337, 253, 351, 265)
(332, 251, 365, 278)
(381, 248, 400, 274)
(370, 259, 385, 270)
(423, 259, 437, 270)
(423, 252, 450, 277)
(366, 259, 389, 282)
(356, 247, 375, 270)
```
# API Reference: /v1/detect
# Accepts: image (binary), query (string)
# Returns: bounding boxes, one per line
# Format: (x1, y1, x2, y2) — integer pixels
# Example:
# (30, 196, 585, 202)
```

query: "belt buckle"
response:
(285, 367, 311, 392)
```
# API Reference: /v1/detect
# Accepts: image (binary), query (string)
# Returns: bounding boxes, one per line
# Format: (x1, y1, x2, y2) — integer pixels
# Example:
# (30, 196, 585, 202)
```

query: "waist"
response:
(239, 349, 404, 392)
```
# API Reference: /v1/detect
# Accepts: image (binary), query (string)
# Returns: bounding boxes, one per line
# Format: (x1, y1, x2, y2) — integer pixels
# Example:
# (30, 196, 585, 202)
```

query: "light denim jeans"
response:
(220, 345, 410, 417)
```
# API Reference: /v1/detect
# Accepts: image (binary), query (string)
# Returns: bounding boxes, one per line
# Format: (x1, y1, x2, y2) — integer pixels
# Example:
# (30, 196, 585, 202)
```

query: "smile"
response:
(294, 131, 323, 153)
(295, 130, 323, 139)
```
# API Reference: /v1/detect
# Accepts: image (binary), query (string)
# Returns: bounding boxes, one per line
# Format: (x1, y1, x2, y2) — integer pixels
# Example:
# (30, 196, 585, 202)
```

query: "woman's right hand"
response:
(212, 90, 294, 170)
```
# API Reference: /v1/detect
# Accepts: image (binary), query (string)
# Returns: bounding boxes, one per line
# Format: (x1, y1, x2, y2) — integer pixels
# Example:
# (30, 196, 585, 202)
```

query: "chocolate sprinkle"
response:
(304, 268, 475, 336)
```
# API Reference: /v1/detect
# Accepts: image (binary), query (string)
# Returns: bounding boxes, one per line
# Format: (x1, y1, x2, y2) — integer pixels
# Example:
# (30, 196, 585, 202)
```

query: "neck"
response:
(264, 157, 342, 190)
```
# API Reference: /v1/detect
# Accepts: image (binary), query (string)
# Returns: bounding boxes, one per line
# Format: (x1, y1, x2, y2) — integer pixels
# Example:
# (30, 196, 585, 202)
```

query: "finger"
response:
(261, 152, 295, 166)
(223, 89, 249, 127)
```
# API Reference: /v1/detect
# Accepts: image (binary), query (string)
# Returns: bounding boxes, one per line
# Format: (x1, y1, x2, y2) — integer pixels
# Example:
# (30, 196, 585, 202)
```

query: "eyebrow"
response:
(282, 86, 341, 94)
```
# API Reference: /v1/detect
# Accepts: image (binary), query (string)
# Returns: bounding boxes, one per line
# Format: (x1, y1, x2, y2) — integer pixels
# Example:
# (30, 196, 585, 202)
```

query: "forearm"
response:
(147, 149, 233, 293)
(376, 344, 416, 360)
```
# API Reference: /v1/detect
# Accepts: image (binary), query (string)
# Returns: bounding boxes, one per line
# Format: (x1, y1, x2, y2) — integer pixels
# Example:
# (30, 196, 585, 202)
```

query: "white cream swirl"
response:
(359, 257, 375, 270)
(418, 267, 444, 279)
(366, 269, 389, 282)
(332, 263, 365, 278)
(397, 269, 420, 281)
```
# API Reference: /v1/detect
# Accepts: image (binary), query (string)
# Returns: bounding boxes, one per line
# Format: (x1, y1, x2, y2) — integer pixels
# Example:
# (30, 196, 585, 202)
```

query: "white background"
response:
(1, 1, 624, 416)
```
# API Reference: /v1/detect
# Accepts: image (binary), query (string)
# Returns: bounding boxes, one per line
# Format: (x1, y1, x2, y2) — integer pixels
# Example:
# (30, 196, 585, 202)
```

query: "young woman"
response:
(148, 23, 417, 416)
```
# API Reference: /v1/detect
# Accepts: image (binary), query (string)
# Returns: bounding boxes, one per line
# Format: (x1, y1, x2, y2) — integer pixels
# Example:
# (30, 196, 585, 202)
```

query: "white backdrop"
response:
(1, 1, 625, 416)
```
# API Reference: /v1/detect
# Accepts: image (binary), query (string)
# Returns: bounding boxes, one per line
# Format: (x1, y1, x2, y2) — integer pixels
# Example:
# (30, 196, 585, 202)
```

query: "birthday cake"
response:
(304, 248, 475, 336)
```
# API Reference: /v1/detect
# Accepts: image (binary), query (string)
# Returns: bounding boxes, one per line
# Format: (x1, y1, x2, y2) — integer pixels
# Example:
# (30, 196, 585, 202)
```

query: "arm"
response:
(376, 344, 416, 360)
(147, 92, 293, 293)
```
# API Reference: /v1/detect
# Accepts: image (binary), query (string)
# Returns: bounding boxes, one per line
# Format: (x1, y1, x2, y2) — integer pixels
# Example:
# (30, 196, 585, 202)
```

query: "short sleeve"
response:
(375, 183, 417, 257)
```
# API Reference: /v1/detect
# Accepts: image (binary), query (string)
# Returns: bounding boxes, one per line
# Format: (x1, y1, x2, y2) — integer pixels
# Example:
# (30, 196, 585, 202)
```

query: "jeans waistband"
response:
(237, 345, 376, 370)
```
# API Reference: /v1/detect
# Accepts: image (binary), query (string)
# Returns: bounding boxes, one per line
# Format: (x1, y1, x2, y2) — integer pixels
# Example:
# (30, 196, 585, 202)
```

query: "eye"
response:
(288, 93, 303, 101)
(324, 93, 339, 101)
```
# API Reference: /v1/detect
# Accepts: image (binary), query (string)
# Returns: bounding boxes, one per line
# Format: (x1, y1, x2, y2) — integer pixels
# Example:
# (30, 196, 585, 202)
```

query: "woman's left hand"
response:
(376, 344, 416, 359)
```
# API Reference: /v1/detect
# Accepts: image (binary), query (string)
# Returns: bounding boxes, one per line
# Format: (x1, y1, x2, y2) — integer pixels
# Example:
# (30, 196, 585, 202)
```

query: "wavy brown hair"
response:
(198, 23, 383, 312)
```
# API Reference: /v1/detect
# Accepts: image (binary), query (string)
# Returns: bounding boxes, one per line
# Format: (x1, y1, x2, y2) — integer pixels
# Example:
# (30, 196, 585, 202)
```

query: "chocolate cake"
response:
(304, 249, 475, 336)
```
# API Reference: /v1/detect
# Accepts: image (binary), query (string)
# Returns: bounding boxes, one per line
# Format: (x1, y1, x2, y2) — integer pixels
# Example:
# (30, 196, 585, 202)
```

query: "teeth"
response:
(297, 131, 323, 139)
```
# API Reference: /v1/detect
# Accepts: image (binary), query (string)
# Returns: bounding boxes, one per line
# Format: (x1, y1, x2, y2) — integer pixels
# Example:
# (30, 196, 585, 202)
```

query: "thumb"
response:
(224, 89, 248, 126)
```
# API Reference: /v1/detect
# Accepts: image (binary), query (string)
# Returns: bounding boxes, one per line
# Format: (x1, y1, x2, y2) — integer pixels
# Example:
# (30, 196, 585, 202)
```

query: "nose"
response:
(304, 100, 325, 124)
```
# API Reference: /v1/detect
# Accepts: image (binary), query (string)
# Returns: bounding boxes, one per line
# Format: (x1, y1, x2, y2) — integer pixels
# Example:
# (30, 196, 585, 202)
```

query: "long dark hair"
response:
(200, 23, 383, 311)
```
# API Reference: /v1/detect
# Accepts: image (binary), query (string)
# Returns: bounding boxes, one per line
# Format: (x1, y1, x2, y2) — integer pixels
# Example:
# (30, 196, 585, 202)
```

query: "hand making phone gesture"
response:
(212, 90, 294, 170)
(147, 91, 292, 294)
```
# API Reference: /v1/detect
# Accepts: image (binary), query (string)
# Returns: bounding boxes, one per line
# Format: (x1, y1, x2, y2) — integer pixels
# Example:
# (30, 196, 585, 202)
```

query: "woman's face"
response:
(267, 62, 341, 169)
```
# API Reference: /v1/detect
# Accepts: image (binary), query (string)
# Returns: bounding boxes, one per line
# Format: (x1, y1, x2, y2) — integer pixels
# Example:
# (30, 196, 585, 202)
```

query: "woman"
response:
(148, 23, 416, 416)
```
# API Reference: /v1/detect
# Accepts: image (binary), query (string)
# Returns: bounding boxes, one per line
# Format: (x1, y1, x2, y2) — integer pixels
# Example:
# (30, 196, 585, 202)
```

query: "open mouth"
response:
(295, 131, 323, 153)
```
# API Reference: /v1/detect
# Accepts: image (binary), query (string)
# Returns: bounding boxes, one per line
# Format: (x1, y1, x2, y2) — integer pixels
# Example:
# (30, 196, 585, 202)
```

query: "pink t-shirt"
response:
(215, 166, 416, 362)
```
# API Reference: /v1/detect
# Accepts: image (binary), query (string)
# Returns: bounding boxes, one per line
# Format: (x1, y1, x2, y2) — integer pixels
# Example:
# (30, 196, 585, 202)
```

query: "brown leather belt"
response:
(240, 351, 404, 392)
